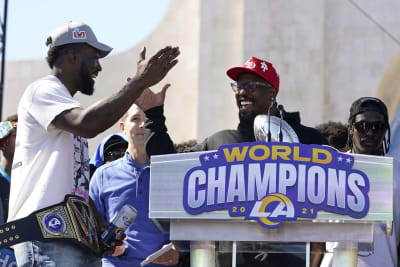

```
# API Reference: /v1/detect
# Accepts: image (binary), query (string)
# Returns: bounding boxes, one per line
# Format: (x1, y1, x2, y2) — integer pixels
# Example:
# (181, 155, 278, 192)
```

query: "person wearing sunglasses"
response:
(89, 134, 128, 177)
(349, 97, 399, 266)
(347, 97, 390, 155)
(188, 57, 327, 152)
(323, 97, 398, 267)
(145, 57, 327, 267)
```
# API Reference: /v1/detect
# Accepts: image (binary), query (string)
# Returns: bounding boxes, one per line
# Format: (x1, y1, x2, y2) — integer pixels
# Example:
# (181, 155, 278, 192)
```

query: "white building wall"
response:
(3, 0, 400, 154)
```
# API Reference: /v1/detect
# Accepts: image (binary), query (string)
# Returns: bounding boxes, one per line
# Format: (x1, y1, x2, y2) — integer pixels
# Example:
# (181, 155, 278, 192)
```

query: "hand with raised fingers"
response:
(134, 46, 180, 89)
(135, 83, 170, 111)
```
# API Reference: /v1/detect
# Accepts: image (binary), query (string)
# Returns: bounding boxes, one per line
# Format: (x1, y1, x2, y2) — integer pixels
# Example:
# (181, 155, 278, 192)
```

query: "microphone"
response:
(267, 100, 277, 142)
(101, 204, 137, 247)
(277, 105, 284, 142)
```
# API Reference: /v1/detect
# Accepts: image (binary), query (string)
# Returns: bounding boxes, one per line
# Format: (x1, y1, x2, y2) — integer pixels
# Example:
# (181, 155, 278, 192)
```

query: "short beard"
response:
(239, 111, 257, 124)
(77, 63, 95, 96)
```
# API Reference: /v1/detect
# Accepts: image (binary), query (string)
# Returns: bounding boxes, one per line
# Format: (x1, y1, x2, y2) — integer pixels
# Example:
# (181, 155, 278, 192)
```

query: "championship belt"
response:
(0, 195, 102, 257)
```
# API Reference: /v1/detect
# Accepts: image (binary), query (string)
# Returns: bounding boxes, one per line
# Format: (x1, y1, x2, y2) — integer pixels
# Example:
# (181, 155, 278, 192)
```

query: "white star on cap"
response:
(338, 156, 343, 162)
(213, 154, 219, 159)
(260, 62, 268, 72)
(204, 155, 210, 161)
(346, 158, 352, 163)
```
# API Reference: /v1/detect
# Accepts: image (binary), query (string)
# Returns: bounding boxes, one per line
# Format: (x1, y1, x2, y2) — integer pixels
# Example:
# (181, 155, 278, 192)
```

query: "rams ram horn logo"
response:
(249, 193, 295, 228)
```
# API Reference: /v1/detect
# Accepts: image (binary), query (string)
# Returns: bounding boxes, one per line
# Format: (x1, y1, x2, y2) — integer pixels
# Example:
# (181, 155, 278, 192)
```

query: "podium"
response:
(149, 144, 394, 267)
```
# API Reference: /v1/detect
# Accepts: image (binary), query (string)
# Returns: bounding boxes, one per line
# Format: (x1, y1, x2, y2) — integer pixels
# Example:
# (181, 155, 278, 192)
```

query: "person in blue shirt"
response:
(90, 102, 179, 267)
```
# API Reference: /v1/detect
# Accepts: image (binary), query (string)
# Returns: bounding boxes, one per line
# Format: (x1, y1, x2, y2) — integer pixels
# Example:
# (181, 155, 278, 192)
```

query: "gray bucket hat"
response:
(46, 21, 113, 58)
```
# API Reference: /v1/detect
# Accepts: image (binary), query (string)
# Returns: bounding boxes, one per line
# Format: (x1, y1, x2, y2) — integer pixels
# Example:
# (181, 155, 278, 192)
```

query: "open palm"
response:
(135, 84, 170, 111)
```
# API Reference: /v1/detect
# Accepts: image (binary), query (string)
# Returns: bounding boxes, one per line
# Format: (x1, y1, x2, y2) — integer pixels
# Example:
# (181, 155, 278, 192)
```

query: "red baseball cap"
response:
(226, 57, 280, 91)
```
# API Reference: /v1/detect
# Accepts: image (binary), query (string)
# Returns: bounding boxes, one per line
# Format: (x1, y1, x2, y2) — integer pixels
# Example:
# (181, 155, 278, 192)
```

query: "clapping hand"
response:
(126, 76, 170, 111)
(133, 46, 179, 89)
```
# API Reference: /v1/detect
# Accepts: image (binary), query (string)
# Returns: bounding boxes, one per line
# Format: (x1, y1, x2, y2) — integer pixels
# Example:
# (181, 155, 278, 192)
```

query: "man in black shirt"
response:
(194, 57, 326, 267)
(191, 57, 326, 151)
(146, 57, 327, 267)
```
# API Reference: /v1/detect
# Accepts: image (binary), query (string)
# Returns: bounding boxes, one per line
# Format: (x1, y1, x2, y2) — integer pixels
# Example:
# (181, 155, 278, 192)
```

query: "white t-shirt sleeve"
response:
(29, 80, 81, 131)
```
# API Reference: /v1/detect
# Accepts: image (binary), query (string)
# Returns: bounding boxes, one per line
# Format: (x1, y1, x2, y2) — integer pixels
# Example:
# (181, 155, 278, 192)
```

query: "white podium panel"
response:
(149, 143, 393, 267)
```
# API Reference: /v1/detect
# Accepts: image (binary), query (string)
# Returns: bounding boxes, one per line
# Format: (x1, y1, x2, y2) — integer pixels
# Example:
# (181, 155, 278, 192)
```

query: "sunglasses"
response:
(104, 150, 125, 162)
(353, 121, 386, 133)
(231, 81, 273, 93)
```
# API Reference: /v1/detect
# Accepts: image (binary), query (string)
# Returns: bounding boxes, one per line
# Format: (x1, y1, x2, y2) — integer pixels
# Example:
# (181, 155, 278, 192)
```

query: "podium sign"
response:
(149, 142, 393, 243)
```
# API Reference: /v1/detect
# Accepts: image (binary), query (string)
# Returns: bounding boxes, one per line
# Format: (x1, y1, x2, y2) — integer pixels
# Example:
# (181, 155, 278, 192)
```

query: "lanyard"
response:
(0, 166, 10, 183)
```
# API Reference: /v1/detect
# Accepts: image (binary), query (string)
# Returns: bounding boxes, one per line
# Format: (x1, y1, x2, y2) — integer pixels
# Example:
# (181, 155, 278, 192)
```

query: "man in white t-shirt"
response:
(8, 21, 179, 267)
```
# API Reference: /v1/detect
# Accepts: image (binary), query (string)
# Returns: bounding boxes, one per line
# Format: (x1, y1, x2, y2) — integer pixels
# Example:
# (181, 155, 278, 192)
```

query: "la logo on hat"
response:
(227, 57, 280, 91)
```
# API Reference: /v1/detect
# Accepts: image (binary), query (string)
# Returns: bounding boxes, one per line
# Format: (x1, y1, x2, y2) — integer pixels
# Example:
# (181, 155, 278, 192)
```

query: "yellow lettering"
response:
(293, 146, 311, 162)
(223, 146, 249, 162)
(249, 145, 270, 161)
(271, 145, 291, 160)
(312, 148, 332, 164)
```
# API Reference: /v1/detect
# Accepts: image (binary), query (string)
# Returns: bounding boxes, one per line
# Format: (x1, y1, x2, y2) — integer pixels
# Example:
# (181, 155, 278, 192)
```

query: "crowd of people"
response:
(0, 21, 398, 267)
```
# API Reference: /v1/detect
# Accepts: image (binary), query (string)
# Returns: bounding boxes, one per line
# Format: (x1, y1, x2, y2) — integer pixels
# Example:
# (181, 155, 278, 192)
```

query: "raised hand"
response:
(133, 46, 179, 89)
(135, 83, 170, 111)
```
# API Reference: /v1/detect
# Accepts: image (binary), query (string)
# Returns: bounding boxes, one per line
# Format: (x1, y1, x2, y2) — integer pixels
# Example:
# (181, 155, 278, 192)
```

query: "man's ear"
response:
(66, 49, 80, 65)
(271, 87, 278, 99)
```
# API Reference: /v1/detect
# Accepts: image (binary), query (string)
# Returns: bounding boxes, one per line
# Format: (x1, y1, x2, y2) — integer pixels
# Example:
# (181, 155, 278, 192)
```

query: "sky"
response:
(1, 0, 171, 61)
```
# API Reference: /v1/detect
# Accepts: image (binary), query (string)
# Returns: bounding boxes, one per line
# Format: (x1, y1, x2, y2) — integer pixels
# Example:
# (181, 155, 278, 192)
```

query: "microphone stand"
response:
(277, 105, 284, 142)
(267, 100, 277, 142)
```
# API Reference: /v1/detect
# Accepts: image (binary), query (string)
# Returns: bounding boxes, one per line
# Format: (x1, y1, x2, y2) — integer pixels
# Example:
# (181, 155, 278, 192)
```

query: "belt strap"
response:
(0, 195, 102, 257)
